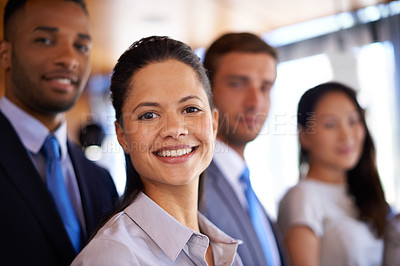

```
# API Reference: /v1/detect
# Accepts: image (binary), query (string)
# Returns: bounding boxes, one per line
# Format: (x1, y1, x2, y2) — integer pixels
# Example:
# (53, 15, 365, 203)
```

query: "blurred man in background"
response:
(200, 32, 289, 266)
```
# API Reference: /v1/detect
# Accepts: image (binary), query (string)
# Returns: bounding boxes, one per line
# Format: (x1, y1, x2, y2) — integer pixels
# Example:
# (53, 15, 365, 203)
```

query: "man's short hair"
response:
(203, 32, 278, 85)
(3, 0, 88, 39)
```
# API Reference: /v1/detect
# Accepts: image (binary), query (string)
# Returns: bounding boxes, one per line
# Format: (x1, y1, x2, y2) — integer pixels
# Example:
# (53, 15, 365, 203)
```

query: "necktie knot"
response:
(43, 135, 61, 160)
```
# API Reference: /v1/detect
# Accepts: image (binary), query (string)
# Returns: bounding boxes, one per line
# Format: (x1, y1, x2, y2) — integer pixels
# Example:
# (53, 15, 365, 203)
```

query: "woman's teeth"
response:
(157, 147, 193, 157)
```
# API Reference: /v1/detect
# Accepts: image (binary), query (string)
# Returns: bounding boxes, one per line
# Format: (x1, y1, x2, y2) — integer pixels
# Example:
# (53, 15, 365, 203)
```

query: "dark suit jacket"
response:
(0, 111, 119, 266)
(199, 160, 290, 266)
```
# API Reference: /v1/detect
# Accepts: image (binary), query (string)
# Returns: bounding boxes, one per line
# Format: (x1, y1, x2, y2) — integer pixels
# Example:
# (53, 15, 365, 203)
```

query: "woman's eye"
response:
(183, 106, 201, 114)
(349, 116, 360, 126)
(138, 112, 159, 120)
(324, 122, 336, 129)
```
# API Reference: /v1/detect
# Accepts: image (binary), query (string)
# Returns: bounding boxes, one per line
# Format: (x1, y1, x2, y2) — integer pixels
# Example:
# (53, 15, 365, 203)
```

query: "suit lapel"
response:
(68, 141, 95, 238)
(207, 160, 289, 265)
(208, 161, 250, 223)
(0, 112, 76, 258)
(268, 215, 290, 266)
(207, 161, 267, 258)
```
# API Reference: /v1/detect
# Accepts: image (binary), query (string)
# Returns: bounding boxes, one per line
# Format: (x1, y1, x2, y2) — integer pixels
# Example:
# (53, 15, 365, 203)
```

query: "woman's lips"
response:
(156, 147, 194, 157)
(153, 146, 198, 164)
(337, 146, 354, 154)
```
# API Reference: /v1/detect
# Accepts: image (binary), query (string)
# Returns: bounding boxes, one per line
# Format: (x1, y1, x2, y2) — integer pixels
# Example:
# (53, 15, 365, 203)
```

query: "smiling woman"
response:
(118, 59, 217, 193)
(278, 82, 389, 266)
(71, 36, 243, 266)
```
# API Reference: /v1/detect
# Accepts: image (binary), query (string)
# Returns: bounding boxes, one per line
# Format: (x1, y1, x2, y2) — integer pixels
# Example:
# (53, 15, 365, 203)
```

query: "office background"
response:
(1, 0, 399, 215)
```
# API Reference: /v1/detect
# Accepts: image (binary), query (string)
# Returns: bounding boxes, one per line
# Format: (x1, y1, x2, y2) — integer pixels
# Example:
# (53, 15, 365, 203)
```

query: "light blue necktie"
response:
(43, 135, 82, 253)
(240, 167, 275, 265)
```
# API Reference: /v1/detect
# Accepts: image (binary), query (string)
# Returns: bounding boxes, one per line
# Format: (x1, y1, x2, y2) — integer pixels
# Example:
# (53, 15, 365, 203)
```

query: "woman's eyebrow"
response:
(132, 102, 159, 113)
(179, 95, 203, 103)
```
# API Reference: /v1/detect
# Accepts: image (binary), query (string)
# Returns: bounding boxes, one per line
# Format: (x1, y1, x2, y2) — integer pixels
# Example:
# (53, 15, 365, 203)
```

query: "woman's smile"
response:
(153, 145, 199, 164)
(154, 145, 197, 157)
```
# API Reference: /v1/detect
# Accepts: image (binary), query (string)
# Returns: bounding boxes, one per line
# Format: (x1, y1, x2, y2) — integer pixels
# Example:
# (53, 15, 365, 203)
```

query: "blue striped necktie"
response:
(240, 166, 275, 265)
(43, 135, 82, 253)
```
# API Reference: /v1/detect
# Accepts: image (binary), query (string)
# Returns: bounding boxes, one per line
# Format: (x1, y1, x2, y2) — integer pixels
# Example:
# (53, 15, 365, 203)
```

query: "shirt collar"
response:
(124, 192, 194, 261)
(198, 212, 242, 265)
(0, 97, 68, 160)
(124, 192, 241, 262)
(213, 139, 246, 186)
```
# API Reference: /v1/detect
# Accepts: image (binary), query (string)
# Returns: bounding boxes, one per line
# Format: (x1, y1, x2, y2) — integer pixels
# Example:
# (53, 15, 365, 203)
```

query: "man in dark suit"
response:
(0, 0, 119, 265)
(199, 32, 289, 266)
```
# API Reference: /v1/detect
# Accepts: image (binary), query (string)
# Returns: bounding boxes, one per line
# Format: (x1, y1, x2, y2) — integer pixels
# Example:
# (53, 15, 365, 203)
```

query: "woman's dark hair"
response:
(297, 81, 388, 237)
(110, 36, 213, 213)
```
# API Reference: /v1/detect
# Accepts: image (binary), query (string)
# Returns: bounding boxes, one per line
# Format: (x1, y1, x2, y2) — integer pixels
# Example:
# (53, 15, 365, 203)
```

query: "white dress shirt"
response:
(214, 139, 282, 266)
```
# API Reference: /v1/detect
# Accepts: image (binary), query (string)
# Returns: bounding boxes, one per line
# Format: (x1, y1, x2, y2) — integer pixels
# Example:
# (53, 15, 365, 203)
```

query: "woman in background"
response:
(278, 82, 388, 266)
(72, 36, 242, 265)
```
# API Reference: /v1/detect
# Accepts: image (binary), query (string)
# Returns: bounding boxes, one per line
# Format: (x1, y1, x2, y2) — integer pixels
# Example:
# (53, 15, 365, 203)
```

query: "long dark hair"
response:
(297, 81, 388, 237)
(110, 36, 213, 214)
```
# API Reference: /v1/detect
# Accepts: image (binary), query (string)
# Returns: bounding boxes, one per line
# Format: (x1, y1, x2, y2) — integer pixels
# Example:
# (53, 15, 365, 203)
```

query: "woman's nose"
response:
(159, 113, 188, 139)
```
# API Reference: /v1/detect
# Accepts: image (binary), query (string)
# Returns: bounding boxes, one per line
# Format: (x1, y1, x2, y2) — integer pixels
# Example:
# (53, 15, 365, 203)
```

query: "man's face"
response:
(212, 52, 277, 148)
(2, 0, 92, 116)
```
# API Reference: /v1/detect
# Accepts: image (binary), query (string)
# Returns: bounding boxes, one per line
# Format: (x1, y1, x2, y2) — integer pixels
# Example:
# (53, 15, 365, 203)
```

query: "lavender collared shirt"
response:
(72, 192, 243, 265)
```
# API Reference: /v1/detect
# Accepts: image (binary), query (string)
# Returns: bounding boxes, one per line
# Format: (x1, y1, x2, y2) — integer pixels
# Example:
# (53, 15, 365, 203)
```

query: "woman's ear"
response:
(0, 40, 11, 69)
(212, 108, 219, 138)
(299, 129, 310, 151)
(115, 121, 129, 153)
